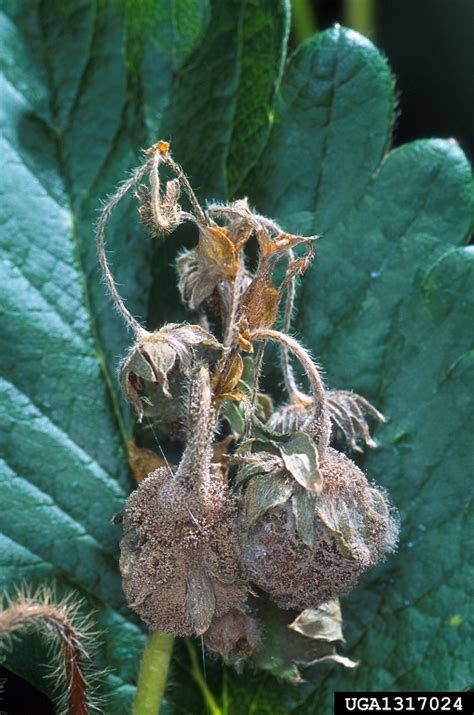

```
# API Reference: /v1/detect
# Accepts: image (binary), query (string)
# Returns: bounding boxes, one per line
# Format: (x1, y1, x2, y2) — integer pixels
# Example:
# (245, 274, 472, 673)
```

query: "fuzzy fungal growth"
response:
(203, 609, 261, 662)
(120, 367, 247, 636)
(243, 447, 398, 610)
(97, 141, 399, 668)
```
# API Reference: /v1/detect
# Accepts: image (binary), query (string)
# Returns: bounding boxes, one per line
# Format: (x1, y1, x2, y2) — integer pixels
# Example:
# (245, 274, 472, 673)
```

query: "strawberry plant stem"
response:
(133, 631, 174, 715)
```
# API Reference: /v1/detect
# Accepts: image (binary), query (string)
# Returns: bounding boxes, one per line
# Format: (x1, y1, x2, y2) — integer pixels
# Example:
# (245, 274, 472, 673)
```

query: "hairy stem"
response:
(251, 328, 327, 444)
(175, 366, 217, 496)
(280, 264, 304, 402)
(0, 593, 89, 715)
(133, 631, 174, 715)
(96, 159, 151, 336)
(224, 269, 243, 347)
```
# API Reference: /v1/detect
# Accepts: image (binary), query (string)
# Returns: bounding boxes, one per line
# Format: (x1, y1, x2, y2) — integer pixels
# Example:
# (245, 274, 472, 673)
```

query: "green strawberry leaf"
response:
(0, 0, 290, 710)
(0, 0, 208, 710)
(148, 0, 289, 328)
(161, 0, 289, 199)
(246, 25, 473, 703)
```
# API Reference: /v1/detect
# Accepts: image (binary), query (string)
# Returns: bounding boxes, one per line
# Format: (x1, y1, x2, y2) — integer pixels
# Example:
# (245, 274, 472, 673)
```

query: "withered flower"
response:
(269, 389, 385, 452)
(120, 323, 222, 423)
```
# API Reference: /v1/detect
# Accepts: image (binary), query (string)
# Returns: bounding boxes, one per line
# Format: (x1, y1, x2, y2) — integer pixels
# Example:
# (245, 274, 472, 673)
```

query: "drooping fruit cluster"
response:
(97, 141, 398, 665)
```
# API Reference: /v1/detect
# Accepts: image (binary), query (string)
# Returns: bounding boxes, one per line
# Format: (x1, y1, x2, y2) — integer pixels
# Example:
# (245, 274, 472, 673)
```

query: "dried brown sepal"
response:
(267, 401, 310, 434)
(270, 389, 384, 453)
(327, 390, 385, 451)
(289, 598, 343, 641)
(120, 367, 247, 636)
(135, 178, 182, 236)
(211, 352, 246, 404)
(287, 599, 357, 669)
(240, 234, 316, 333)
(244, 447, 398, 610)
(198, 225, 239, 280)
(240, 273, 280, 331)
(255, 228, 316, 259)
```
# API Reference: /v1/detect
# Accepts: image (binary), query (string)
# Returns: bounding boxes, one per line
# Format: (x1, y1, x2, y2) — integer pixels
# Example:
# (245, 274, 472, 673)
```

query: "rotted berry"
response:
(243, 447, 398, 610)
(203, 609, 261, 662)
(119, 367, 247, 636)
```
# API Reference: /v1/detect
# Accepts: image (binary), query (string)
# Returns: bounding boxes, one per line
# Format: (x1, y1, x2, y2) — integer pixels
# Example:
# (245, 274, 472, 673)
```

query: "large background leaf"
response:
(244, 26, 473, 709)
(0, 3, 472, 714)
(0, 0, 289, 710)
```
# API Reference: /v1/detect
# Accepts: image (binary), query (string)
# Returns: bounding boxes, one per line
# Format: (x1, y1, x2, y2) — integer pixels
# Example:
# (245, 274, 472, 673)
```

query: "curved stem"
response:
(252, 329, 325, 407)
(96, 159, 151, 336)
(0, 590, 90, 715)
(133, 631, 174, 715)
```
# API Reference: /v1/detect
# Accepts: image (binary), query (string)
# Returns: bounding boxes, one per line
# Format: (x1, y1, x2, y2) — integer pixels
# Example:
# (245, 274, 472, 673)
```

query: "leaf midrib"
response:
(34, 0, 131, 456)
